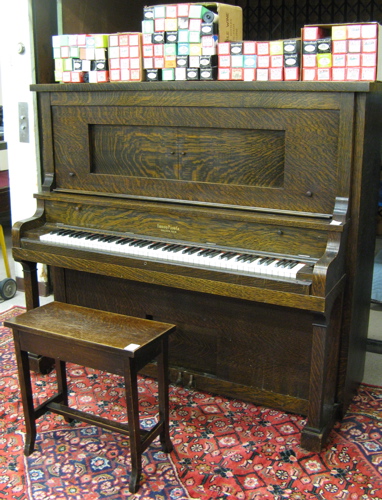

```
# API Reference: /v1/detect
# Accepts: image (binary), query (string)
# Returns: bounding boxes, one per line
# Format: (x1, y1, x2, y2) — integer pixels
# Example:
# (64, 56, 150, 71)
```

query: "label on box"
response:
(284, 66, 299, 80)
(175, 67, 187, 80)
(361, 66, 376, 80)
(120, 46, 129, 58)
(218, 67, 231, 80)
(231, 68, 243, 80)
(218, 42, 231, 55)
(189, 55, 200, 68)
(332, 25, 347, 40)
(362, 39, 377, 52)
(303, 68, 317, 81)
(186, 68, 199, 80)
(243, 68, 256, 81)
(200, 55, 217, 67)
(230, 42, 243, 54)
(257, 55, 270, 68)
(120, 58, 130, 69)
(154, 19, 164, 32)
(283, 39, 301, 53)
(317, 38, 332, 53)
(332, 54, 346, 67)
(332, 67, 346, 81)
(271, 55, 283, 67)
(332, 40, 348, 53)
(146, 68, 161, 80)
(303, 41, 317, 54)
(143, 57, 153, 69)
(270, 40, 283, 55)
(284, 54, 299, 67)
(348, 39, 362, 53)
(347, 24, 362, 39)
(257, 42, 270, 55)
(243, 55, 257, 68)
(347, 53, 361, 67)
(143, 7, 154, 20)
(231, 55, 243, 67)
(269, 67, 283, 80)
(346, 67, 360, 80)
(361, 53, 377, 67)
(256, 68, 269, 81)
(177, 55, 188, 67)
(200, 67, 217, 80)
(154, 44, 164, 56)
(317, 68, 331, 80)
(361, 23, 378, 39)
(317, 53, 332, 67)
(162, 68, 175, 80)
(243, 41, 257, 55)
(303, 54, 317, 68)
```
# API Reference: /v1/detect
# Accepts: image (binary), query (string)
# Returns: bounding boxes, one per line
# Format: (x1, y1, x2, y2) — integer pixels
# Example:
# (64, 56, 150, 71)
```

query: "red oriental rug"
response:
(0, 305, 382, 499)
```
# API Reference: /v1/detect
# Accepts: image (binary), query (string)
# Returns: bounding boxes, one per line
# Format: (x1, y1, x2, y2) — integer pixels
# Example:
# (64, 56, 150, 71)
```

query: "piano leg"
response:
(21, 261, 40, 310)
(20, 260, 54, 374)
(301, 296, 343, 451)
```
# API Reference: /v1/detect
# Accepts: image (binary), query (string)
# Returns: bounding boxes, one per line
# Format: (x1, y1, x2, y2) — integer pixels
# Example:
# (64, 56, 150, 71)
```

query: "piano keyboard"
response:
(40, 229, 308, 279)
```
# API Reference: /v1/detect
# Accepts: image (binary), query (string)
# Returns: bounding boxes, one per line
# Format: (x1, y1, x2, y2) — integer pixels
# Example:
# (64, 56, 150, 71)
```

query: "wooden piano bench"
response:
(5, 301, 176, 494)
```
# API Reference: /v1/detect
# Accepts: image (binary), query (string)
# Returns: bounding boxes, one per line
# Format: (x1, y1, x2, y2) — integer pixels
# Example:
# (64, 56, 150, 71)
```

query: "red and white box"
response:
(218, 43, 231, 55)
(218, 67, 231, 80)
(332, 40, 348, 53)
(317, 68, 331, 80)
(256, 68, 269, 81)
(243, 41, 257, 55)
(257, 42, 270, 55)
(270, 55, 283, 67)
(346, 67, 361, 80)
(269, 67, 283, 80)
(361, 67, 377, 80)
(332, 67, 346, 81)
(303, 26, 328, 40)
(243, 68, 256, 81)
(257, 55, 270, 68)
(346, 53, 361, 67)
(302, 68, 317, 81)
(284, 66, 299, 80)
(303, 54, 317, 68)
(332, 54, 346, 67)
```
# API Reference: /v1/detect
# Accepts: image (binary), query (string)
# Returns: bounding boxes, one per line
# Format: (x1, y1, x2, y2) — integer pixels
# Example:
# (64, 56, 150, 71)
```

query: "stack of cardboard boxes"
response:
(51, 3, 381, 84)
(301, 23, 381, 81)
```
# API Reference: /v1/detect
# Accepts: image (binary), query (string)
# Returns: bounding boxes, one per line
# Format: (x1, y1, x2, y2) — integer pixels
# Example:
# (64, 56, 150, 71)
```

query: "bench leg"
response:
(13, 331, 37, 456)
(157, 337, 173, 453)
(55, 359, 73, 423)
(124, 357, 142, 494)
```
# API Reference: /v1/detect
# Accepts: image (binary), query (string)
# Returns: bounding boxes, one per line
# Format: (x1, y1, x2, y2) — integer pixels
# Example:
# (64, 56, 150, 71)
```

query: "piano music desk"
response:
(5, 301, 176, 493)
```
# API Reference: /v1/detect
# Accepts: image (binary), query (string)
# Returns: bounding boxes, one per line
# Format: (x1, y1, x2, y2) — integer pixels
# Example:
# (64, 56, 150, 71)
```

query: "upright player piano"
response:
(12, 81, 382, 451)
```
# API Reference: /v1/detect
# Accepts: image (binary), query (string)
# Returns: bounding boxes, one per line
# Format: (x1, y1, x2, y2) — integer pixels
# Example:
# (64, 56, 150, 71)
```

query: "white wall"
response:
(0, 0, 42, 278)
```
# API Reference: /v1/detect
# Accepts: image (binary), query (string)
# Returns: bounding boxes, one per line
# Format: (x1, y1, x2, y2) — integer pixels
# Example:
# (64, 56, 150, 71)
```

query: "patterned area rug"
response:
(1, 305, 382, 499)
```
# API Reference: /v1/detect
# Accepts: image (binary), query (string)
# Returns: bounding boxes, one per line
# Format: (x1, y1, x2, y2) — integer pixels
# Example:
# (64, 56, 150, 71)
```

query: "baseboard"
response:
(15, 276, 52, 297)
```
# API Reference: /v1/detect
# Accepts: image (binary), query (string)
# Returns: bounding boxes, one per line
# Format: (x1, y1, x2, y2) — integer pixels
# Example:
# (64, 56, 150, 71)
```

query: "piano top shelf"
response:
(30, 80, 382, 93)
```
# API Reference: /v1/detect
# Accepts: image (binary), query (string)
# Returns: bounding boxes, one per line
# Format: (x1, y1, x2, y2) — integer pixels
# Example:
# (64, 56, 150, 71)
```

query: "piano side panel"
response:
(52, 267, 313, 415)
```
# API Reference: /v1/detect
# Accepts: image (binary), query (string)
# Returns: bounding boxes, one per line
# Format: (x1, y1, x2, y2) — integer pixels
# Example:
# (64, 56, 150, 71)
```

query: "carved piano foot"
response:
(300, 426, 328, 452)
(300, 406, 339, 452)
